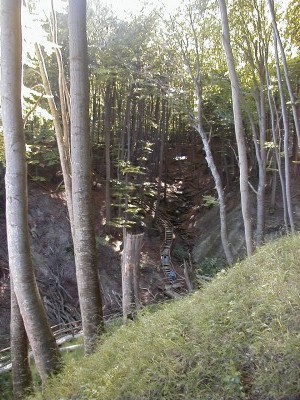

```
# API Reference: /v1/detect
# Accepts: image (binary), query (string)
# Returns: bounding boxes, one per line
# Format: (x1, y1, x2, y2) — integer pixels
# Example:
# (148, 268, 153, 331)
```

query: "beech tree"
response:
(69, 0, 104, 354)
(1, 0, 62, 386)
(273, 33, 295, 233)
(230, 0, 270, 246)
(265, 58, 289, 231)
(10, 286, 32, 399)
(218, 0, 254, 256)
(171, 2, 234, 265)
(268, 0, 300, 149)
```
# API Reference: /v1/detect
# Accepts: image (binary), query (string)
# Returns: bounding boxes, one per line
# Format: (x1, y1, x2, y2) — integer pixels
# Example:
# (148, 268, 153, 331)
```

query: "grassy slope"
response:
(29, 235, 300, 400)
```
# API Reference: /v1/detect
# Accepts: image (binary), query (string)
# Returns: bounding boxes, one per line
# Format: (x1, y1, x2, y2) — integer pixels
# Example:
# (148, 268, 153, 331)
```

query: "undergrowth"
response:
(28, 234, 300, 399)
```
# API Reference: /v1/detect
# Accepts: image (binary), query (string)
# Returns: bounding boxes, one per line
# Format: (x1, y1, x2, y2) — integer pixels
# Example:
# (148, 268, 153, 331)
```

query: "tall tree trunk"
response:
(156, 97, 167, 209)
(194, 80, 234, 265)
(267, 0, 300, 148)
(123, 86, 134, 222)
(1, 0, 62, 383)
(35, 44, 74, 235)
(265, 59, 289, 231)
(91, 80, 98, 142)
(10, 283, 32, 399)
(218, 0, 254, 256)
(181, 6, 234, 265)
(50, 0, 71, 153)
(273, 33, 295, 233)
(104, 83, 112, 227)
(255, 83, 267, 246)
(247, 86, 267, 246)
(69, 0, 104, 354)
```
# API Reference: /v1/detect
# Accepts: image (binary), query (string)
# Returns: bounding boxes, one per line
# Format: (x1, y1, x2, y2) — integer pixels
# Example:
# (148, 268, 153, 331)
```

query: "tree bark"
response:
(69, 0, 104, 354)
(10, 283, 32, 399)
(35, 43, 74, 235)
(218, 0, 254, 256)
(156, 97, 167, 209)
(180, 7, 234, 265)
(104, 82, 112, 227)
(255, 83, 267, 246)
(273, 33, 295, 233)
(121, 232, 144, 322)
(265, 57, 289, 232)
(1, 0, 62, 383)
(268, 0, 300, 149)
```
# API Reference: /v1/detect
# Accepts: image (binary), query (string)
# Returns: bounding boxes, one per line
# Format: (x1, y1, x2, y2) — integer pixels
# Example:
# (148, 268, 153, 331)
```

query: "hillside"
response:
(28, 234, 300, 400)
(1, 140, 300, 347)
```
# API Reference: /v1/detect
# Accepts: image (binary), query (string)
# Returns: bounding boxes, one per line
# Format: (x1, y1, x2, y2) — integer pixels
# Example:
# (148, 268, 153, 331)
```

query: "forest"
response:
(1, 0, 300, 399)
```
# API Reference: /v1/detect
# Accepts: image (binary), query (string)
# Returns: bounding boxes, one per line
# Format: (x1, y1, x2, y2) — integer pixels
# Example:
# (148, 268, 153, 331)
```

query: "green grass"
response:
(28, 234, 300, 399)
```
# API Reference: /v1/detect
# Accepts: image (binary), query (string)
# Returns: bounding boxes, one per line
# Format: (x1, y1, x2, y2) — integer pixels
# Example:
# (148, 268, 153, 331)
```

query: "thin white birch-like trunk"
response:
(195, 85, 234, 265)
(267, 0, 300, 148)
(255, 83, 267, 246)
(1, 0, 62, 383)
(247, 90, 266, 246)
(265, 57, 289, 231)
(180, 7, 234, 265)
(273, 33, 295, 233)
(34, 43, 74, 235)
(69, 0, 104, 354)
(218, 0, 254, 256)
(104, 83, 112, 226)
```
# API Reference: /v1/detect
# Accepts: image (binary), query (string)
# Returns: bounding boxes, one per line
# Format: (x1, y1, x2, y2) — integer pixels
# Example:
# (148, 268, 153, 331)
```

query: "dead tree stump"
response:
(121, 232, 144, 323)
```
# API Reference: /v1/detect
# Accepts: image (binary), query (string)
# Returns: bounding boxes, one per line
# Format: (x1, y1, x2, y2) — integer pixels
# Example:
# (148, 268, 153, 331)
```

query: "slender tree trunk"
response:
(218, 0, 254, 256)
(248, 86, 267, 246)
(256, 84, 267, 246)
(91, 81, 98, 142)
(164, 107, 170, 201)
(1, 0, 62, 383)
(270, 165, 277, 213)
(265, 55, 289, 231)
(181, 7, 234, 265)
(267, 0, 300, 148)
(194, 80, 234, 265)
(50, 0, 71, 153)
(156, 97, 167, 209)
(104, 83, 112, 226)
(69, 0, 104, 354)
(154, 97, 161, 173)
(35, 44, 74, 235)
(10, 282, 32, 399)
(123, 86, 134, 222)
(273, 33, 295, 233)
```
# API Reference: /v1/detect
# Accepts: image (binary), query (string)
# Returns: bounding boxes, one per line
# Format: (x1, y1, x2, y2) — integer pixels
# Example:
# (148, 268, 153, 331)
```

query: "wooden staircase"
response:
(143, 199, 186, 293)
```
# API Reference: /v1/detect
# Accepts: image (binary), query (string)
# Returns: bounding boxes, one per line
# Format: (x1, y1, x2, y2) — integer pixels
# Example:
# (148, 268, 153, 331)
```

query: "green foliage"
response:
(0, 372, 12, 400)
(197, 256, 224, 276)
(28, 235, 300, 400)
(95, 235, 111, 247)
(202, 194, 218, 207)
(286, 0, 300, 49)
(26, 140, 60, 169)
(171, 244, 189, 262)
